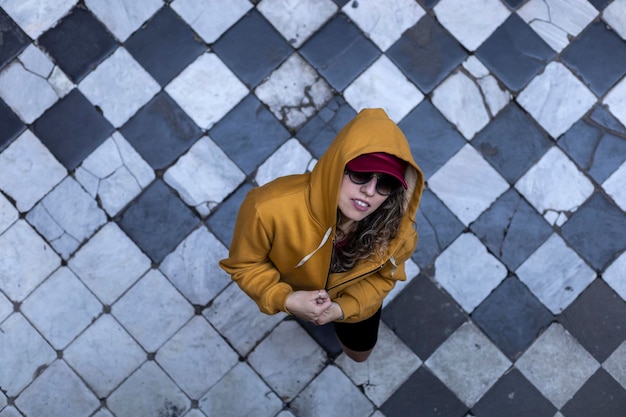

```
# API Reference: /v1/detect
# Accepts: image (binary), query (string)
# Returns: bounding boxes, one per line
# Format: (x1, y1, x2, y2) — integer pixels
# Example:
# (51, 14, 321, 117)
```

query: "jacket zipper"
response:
(326, 264, 384, 292)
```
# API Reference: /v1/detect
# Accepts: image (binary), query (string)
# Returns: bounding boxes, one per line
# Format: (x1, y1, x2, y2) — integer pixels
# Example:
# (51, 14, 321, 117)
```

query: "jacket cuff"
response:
(266, 283, 293, 315)
(334, 296, 359, 322)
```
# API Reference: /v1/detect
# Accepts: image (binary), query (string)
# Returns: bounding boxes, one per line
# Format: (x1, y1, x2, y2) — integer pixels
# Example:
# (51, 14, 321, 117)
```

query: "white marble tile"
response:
(336, 323, 421, 406)
(463, 56, 511, 118)
(15, 360, 100, 417)
(26, 177, 107, 259)
(0, 292, 11, 323)
(434, 233, 507, 313)
(113, 269, 194, 352)
(0, 220, 60, 301)
(516, 323, 599, 408)
(203, 283, 286, 357)
(157, 316, 239, 399)
(171, 0, 253, 43)
(342, 0, 425, 51)
(182, 410, 205, 417)
(166, 52, 248, 129)
(426, 322, 511, 406)
(515, 147, 594, 226)
(0, 192, 18, 234)
(603, 77, 626, 128)
(249, 320, 326, 401)
(518, 0, 599, 52)
(75, 132, 155, 217)
(164, 136, 245, 216)
(517, 62, 597, 139)
(199, 362, 283, 417)
(259, 0, 337, 47)
(0, 0, 76, 39)
(429, 144, 509, 226)
(107, 361, 190, 416)
(0, 393, 6, 411)
(0, 130, 66, 212)
(603, 0, 626, 40)
(160, 227, 231, 306)
(18, 45, 72, 99)
(516, 234, 596, 314)
(85, 0, 162, 41)
(255, 138, 313, 186)
(290, 365, 375, 417)
(79, 47, 159, 127)
(21, 267, 101, 349)
(604, 340, 626, 389)
(0, 407, 22, 417)
(602, 252, 626, 301)
(434, 0, 510, 51)
(64, 314, 145, 397)
(383, 258, 419, 308)
(68, 223, 151, 304)
(343, 55, 423, 123)
(603, 160, 626, 212)
(0, 313, 56, 396)
(255, 53, 333, 129)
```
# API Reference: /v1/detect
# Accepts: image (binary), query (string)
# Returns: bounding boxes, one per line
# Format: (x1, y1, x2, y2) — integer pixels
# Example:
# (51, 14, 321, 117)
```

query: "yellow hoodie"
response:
(219, 108, 424, 323)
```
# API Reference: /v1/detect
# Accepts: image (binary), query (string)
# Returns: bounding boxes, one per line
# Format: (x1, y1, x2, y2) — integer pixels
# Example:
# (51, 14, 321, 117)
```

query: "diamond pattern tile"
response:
(1, 2, 625, 416)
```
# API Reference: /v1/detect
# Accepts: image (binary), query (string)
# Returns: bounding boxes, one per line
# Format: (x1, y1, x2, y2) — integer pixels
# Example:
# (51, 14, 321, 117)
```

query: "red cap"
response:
(346, 152, 408, 189)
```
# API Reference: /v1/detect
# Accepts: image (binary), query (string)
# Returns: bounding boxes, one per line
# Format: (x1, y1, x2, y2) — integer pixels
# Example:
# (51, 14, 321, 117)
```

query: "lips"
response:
(352, 198, 370, 212)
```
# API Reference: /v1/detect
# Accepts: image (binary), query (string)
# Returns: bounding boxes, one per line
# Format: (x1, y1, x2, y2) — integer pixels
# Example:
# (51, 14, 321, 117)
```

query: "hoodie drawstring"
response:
(295, 227, 333, 268)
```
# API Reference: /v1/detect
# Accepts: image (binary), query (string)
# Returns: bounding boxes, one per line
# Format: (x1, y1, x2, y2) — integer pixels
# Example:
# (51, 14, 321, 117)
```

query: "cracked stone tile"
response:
(0, 192, 18, 235)
(85, 0, 163, 41)
(462, 56, 511, 118)
(343, 55, 423, 123)
(603, 0, 626, 40)
(516, 233, 595, 314)
(515, 147, 594, 226)
(342, 0, 426, 51)
(0, 0, 76, 39)
(255, 138, 314, 186)
(518, 0, 599, 52)
(601, 252, 626, 301)
(255, 53, 333, 130)
(171, 0, 253, 44)
(603, 76, 626, 128)
(164, 136, 245, 217)
(258, 0, 337, 48)
(26, 177, 107, 260)
(603, 160, 626, 212)
(75, 131, 155, 216)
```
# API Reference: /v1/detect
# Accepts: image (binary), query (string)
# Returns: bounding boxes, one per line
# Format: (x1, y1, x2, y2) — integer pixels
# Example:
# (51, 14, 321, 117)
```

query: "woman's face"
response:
(337, 171, 390, 224)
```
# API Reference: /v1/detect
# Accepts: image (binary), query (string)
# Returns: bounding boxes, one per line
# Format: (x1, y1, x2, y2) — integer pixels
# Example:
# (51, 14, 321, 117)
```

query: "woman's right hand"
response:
(285, 290, 332, 324)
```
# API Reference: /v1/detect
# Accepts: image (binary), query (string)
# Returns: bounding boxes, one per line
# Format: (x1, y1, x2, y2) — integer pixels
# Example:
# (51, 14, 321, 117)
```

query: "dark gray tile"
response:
(0, 9, 29, 70)
(387, 14, 467, 93)
(475, 14, 555, 91)
(561, 21, 626, 96)
(206, 182, 254, 247)
(416, 0, 440, 9)
(561, 369, 626, 417)
(0, 98, 24, 150)
(586, 0, 612, 11)
(501, 0, 527, 8)
(473, 277, 552, 360)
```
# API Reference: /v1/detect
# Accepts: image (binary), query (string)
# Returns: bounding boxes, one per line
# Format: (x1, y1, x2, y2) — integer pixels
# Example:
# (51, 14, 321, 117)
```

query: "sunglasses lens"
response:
(376, 176, 399, 196)
(348, 170, 373, 184)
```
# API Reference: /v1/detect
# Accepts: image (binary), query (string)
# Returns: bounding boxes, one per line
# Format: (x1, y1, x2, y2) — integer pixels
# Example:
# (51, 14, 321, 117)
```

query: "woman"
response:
(219, 108, 424, 362)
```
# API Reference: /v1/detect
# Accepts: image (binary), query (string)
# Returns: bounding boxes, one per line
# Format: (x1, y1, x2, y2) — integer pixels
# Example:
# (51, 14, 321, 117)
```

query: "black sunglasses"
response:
(346, 169, 402, 196)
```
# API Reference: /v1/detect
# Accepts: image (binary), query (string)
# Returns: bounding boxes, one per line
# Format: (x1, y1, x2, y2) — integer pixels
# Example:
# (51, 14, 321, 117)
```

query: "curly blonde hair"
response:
(331, 189, 406, 273)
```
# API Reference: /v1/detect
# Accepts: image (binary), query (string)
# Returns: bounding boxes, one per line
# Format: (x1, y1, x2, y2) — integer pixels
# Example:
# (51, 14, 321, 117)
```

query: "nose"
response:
(360, 178, 377, 196)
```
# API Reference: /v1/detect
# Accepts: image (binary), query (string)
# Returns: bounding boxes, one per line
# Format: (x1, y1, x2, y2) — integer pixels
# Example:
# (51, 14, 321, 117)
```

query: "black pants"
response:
(333, 307, 382, 352)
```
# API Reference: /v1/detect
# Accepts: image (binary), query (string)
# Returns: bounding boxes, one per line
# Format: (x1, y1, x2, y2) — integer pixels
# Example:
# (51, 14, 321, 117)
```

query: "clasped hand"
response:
(285, 290, 343, 326)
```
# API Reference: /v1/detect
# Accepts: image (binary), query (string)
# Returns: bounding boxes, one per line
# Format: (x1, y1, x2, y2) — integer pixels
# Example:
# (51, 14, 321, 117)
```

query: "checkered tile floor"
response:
(1, 0, 625, 416)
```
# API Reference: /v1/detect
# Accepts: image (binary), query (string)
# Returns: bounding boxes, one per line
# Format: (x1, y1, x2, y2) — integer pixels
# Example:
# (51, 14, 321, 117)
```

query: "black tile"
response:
(501, 0, 527, 8)
(561, 369, 626, 417)
(37, 7, 117, 83)
(473, 277, 552, 360)
(471, 188, 552, 271)
(120, 92, 202, 170)
(412, 189, 465, 269)
(562, 22, 626, 96)
(399, 101, 466, 179)
(472, 369, 556, 417)
(209, 94, 290, 175)
(560, 192, 626, 272)
(559, 279, 626, 362)
(381, 367, 468, 417)
(383, 276, 466, 359)
(296, 318, 342, 358)
(559, 106, 626, 184)
(117, 180, 198, 263)
(296, 96, 356, 159)
(32, 89, 114, 171)
(0, 9, 30, 70)
(300, 14, 380, 91)
(212, 10, 292, 88)
(333, 0, 350, 7)
(475, 14, 555, 92)
(473, 103, 553, 184)
(416, 0, 440, 9)
(206, 182, 254, 247)
(387, 15, 467, 93)
(0, 98, 25, 150)
(125, 6, 205, 86)
(586, 0, 611, 11)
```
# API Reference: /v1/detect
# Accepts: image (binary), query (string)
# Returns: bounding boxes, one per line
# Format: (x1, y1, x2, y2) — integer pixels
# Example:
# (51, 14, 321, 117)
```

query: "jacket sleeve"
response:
(218, 191, 292, 315)
(334, 229, 417, 323)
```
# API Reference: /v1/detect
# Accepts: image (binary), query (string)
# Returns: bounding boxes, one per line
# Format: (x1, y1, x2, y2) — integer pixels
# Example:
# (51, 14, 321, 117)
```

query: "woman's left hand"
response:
(314, 302, 344, 326)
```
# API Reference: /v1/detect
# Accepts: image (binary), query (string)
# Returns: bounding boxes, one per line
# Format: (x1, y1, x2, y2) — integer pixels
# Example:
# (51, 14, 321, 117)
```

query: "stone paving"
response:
(0, 0, 625, 416)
